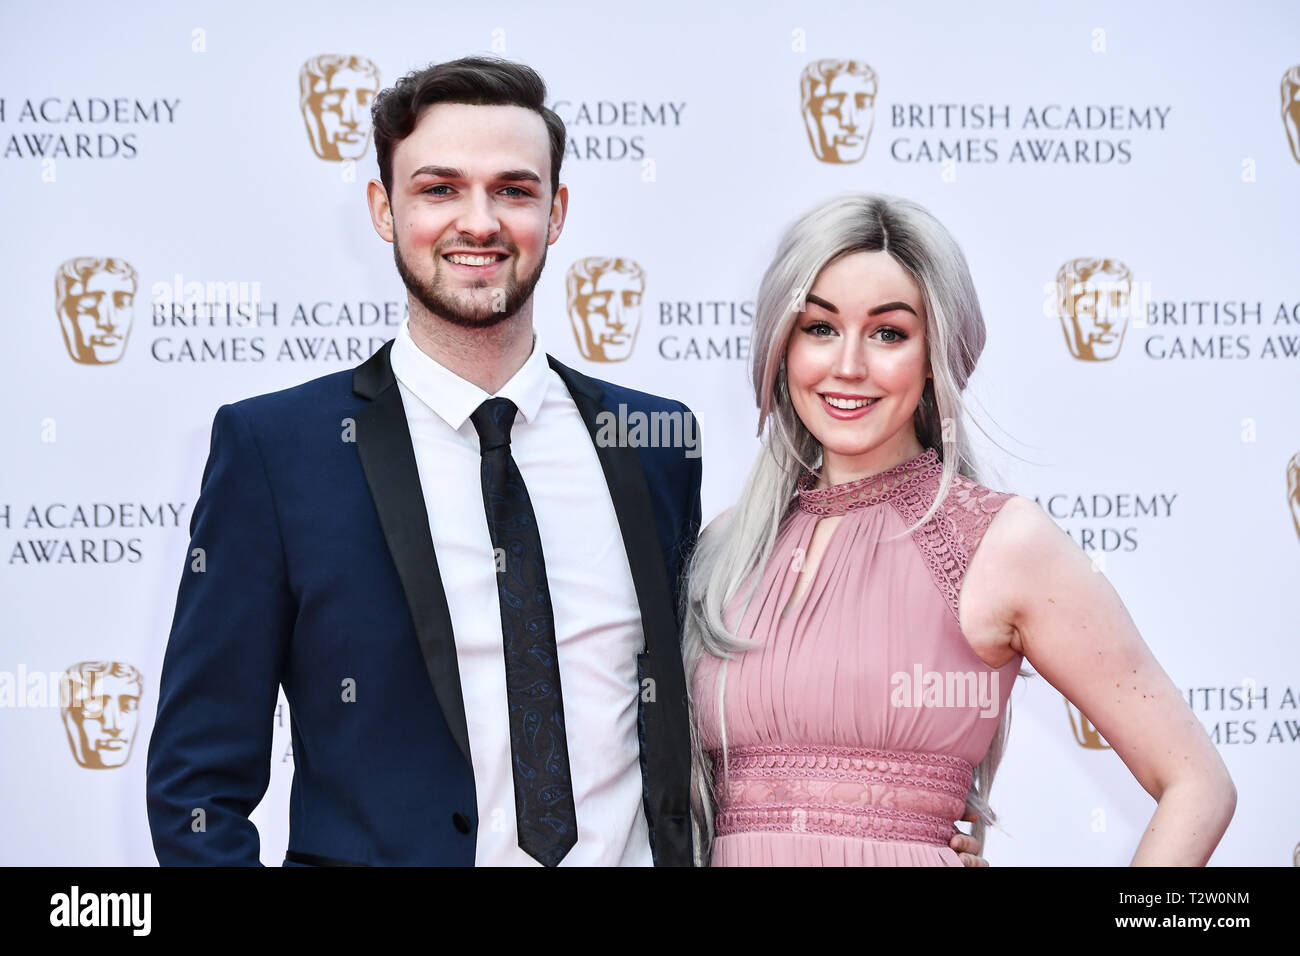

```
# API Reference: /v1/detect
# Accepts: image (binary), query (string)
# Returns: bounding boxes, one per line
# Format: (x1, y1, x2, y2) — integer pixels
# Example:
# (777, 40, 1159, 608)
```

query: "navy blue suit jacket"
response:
(146, 340, 701, 866)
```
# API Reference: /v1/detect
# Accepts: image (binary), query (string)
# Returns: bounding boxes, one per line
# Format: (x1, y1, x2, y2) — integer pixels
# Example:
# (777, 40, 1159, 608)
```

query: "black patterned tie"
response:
(470, 397, 577, 866)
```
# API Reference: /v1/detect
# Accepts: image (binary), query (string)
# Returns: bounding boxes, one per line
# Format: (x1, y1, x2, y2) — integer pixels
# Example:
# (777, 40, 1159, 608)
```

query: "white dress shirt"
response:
(390, 320, 652, 866)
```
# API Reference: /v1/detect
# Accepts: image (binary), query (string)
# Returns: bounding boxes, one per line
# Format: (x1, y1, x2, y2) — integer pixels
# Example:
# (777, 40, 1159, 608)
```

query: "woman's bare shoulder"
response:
(981, 494, 1074, 562)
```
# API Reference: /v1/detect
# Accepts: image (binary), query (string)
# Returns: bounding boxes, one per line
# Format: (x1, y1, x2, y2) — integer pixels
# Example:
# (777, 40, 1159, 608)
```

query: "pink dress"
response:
(692, 448, 1022, 866)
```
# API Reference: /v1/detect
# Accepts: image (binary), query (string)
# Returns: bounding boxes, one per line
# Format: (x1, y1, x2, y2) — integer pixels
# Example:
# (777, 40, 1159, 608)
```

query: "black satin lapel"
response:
(353, 338, 395, 399)
(354, 376, 473, 770)
(547, 356, 692, 866)
(545, 358, 676, 656)
(576, 406, 677, 657)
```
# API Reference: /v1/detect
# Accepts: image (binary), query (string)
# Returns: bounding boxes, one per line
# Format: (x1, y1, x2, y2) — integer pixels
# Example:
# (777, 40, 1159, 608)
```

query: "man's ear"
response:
(366, 180, 395, 243)
(547, 183, 569, 246)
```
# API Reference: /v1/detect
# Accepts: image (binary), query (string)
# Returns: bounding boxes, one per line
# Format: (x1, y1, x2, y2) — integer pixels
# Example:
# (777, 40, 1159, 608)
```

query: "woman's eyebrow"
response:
(805, 293, 918, 317)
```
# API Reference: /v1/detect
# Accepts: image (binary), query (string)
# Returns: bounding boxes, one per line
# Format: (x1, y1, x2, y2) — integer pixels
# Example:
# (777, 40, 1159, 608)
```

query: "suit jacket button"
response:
(452, 812, 472, 834)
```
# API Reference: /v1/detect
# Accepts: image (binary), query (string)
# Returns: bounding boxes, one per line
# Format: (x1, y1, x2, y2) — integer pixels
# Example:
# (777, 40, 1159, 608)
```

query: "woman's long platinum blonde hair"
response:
(682, 193, 1013, 865)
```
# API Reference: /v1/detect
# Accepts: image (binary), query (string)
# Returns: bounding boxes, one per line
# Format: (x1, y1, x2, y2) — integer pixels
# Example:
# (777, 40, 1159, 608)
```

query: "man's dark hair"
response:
(371, 56, 567, 200)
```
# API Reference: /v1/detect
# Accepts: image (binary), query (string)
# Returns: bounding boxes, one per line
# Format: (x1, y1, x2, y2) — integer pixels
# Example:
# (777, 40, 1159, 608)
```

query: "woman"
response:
(682, 193, 1236, 866)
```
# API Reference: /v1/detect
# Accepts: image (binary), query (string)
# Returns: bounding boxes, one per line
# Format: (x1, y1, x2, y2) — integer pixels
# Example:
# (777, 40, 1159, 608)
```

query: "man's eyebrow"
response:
(804, 293, 918, 317)
(495, 169, 542, 184)
(408, 165, 542, 185)
(410, 165, 464, 181)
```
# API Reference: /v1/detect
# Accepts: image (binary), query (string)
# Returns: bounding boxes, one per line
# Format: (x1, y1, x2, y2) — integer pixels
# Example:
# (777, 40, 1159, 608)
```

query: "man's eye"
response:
(424, 185, 452, 195)
(501, 186, 529, 197)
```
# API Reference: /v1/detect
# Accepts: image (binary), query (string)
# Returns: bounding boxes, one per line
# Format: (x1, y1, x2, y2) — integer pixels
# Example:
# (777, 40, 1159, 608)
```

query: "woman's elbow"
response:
(1215, 774, 1238, 826)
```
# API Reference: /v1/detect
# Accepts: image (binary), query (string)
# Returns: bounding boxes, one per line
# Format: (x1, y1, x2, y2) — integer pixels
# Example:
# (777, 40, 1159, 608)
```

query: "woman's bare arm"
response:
(966, 496, 1236, 866)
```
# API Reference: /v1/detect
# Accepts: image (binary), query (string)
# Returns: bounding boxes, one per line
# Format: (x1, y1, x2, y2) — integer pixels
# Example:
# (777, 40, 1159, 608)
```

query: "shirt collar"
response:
(390, 320, 551, 432)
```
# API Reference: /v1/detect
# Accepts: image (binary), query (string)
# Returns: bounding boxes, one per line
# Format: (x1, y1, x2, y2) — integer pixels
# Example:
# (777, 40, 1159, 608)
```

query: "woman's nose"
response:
(832, 340, 867, 379)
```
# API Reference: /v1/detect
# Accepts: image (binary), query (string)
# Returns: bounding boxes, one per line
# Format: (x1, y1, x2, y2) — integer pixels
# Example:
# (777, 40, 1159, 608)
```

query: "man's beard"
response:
(393, 234, 546, 330)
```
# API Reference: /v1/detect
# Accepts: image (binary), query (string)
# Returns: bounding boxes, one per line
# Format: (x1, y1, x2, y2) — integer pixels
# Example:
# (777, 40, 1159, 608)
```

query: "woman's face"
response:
(785, 250, 931, 478)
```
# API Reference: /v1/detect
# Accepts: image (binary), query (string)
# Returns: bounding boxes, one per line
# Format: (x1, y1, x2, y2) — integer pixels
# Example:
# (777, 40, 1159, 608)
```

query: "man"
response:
(146, 56, 988, 866)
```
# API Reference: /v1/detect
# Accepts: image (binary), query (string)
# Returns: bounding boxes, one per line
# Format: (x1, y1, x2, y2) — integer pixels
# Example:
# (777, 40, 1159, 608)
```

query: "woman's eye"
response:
(803, 322, 834, 336)
(876, 327, 905, 343)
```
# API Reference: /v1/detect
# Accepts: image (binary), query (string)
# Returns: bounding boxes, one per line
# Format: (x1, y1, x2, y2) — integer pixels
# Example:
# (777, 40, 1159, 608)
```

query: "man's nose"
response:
(456, 189, 501, 239)
(96, 306, 119, 332)
(102, 701, 121, 732)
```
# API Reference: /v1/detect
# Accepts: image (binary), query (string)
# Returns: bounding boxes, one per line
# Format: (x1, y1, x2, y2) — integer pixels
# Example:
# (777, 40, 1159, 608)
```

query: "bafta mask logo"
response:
(1282, 65, 1300, 164)
(299, 54, 380, 161)
(800, 59, 879, 164)
(54, 257, 137, 365)
(60, 661, 143, 769)
(1065, 699, 1111, 749)
(1056, 258, 1133, 362)
(565, 257, 645, 362)
(1287, 452, 1300, 541)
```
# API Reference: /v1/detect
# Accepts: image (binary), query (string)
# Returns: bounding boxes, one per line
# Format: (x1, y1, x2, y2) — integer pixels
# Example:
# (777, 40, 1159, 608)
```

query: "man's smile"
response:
(441, 250, 510, 276)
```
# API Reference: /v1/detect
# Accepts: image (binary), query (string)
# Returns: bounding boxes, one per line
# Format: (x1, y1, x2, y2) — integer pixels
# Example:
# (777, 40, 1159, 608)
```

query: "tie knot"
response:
(470, 397, 517, 454)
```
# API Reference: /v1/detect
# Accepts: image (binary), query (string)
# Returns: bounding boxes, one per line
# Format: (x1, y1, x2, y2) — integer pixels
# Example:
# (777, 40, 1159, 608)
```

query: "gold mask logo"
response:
(1056, 258, 1133, 362)
(1287, 452, 1300, 541)
(1283, 65, 1300, 164)
(60, 661, 143, 769)
(1065, 698, 1111, 749)
(55, 257, 137, 365)
(300, 54, 380, 161)
(800, 59, 879, 164)
(565, 257, 645, 362)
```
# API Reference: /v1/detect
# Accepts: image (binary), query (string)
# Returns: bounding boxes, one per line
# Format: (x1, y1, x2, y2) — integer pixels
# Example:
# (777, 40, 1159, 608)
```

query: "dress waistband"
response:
(711, 744, 975, 847)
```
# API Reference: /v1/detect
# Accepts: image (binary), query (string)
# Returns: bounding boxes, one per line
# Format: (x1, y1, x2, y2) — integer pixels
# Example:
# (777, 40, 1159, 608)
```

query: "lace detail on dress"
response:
(797, 448, 941, 516)
(889, 468, 1014, 623)
(712, 744, 973, 846)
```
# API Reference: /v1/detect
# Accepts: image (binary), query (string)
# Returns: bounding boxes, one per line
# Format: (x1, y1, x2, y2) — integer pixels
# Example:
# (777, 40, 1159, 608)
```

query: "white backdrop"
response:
(1, 0, 1297, 866)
